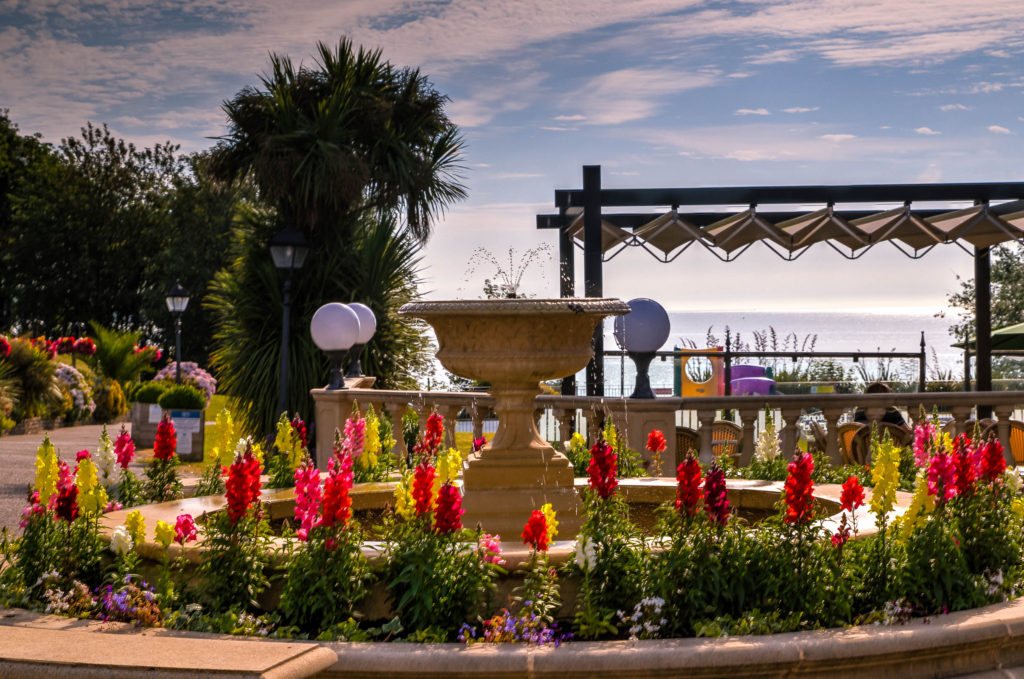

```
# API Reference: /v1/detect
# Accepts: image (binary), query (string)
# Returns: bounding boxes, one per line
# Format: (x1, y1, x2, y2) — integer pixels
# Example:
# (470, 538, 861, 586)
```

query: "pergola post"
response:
(558, 199, 576, 396)
(975, 245, 992, 417)
(583, 165, 603, 396)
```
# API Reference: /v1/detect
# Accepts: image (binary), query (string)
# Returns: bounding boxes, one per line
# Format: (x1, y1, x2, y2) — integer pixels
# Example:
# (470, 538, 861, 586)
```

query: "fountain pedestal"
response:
(399, 299, 629, 538)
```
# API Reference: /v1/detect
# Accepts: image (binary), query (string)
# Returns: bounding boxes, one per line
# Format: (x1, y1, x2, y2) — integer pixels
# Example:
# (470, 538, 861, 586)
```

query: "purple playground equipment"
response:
(730, 364, 776, 395)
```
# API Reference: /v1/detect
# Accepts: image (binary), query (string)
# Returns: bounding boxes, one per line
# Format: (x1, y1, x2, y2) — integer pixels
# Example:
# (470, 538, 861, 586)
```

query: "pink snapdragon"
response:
(293, 459, 322, 541)
(912, 421, 935, 467)
(343, 415, 366, 460)
(927, 452, 957, 503)
(174, 513, 198, 544)
(114, 426, 135, 469)
(478, 533, 504, 565)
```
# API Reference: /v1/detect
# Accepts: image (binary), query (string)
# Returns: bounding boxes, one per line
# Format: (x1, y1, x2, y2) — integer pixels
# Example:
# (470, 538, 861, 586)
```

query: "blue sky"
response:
(3, 0, 1023, 316)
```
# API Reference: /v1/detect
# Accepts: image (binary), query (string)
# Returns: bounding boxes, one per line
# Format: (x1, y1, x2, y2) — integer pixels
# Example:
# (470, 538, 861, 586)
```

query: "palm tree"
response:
(209, 38, 466, 243)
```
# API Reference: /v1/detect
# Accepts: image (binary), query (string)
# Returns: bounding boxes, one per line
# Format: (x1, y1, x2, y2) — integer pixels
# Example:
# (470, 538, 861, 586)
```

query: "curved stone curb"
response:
(319, 597, 1024, 678)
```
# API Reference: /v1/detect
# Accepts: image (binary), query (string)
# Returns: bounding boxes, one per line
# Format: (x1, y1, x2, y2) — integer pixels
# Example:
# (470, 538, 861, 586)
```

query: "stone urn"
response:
(399, 298, 629, 537)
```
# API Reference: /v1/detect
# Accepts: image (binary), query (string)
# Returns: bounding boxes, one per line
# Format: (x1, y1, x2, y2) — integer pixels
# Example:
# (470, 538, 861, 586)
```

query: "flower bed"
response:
(1, 413, 1021, 650)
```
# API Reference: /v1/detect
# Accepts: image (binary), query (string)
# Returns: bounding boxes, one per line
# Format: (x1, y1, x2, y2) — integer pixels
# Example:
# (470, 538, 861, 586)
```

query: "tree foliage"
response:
(944, 243, 1024, 340)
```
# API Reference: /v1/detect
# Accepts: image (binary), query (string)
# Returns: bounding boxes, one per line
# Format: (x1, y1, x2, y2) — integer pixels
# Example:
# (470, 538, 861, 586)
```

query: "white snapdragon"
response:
(94, 427, 118, 488)
(574, 536, 597, 571)
(109, 525, 133, 555)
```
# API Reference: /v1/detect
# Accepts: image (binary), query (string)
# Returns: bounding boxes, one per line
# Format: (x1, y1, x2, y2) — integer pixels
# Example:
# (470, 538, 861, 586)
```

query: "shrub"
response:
(158, 385, 206, 410)
(90, 376, 126, 422)
(4, 338, 60, 419)
(134, 382, 168, 404)
(152, 362, 216, 406)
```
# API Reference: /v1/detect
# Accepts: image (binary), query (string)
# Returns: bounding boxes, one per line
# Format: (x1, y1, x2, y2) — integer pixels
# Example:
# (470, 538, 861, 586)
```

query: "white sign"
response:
(148, 404, 162, 423)
(171, 410, 202, 455)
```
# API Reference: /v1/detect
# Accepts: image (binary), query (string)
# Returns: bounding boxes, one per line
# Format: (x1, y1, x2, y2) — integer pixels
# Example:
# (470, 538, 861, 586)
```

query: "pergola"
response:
(537, 166, 1024, 406)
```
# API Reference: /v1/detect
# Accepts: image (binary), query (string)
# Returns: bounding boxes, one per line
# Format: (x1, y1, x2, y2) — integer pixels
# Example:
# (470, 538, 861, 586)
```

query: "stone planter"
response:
(168, 408, 205, 462)
(9, 417, 44, 436)
(129, 402, 162, 448)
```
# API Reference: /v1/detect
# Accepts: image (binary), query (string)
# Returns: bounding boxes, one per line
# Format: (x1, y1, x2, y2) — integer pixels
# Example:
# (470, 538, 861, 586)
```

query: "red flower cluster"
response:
(472, 437, 487, 453)
(321, 453, 354, 530)
(414, 412, 444, 459)
(521, 509, 550, 551)
(953, 436, 976, 496)
(433, 481, 464, 534)
(978, 438, 1007, 482)
(55, 336, 76, 354)
(586, 438, 618, 499)
(53, 460, 78, 523)
(784, 452, 815, 525)
(412, 460, 438, 516)
(0, 336, 10, 358)
(153, 414, 177, 461)
(73, 337, 96, 356)
(174, 513, 198, 544)
(225, 445, 262, 524)
(646, 429, 667, 454)
(115, 425, 135, 469)
(675, 454, 704, 516)
(133, 344, 162, 363)
(703, 463, 730, 527)
(927, 452, 957, 503)
(840, 476, 865, 513)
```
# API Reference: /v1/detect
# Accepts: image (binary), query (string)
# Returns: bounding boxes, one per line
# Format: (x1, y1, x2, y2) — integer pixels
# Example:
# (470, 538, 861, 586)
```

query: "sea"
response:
(594, 310, 960, 396)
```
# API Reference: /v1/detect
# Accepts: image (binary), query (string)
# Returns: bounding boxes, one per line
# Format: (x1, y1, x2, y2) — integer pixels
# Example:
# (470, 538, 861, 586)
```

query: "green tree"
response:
(943, 243, 1024, 341)
(206, 39, 465, 436)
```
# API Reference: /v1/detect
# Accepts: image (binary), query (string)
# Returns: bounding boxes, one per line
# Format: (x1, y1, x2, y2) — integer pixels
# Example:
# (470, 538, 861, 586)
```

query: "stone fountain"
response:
(398, 298, 629, 537)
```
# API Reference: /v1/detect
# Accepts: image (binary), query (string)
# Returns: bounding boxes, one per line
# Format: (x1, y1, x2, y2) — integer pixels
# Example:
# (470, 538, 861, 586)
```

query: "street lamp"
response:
(345, 303, 377, 378)
(310, 303, 361, 389)
(613, 297, 670, 399)
(165, 282, 190, 384)
(269, 227, 309, 417)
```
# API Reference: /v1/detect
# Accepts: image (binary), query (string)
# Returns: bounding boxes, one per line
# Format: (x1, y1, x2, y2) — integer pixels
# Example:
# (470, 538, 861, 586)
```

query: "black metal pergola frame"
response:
(537, 165, 1024, 409)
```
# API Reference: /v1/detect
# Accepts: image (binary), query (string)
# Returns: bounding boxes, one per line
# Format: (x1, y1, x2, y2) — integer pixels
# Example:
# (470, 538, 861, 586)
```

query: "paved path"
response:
(0, 424, 147, 533)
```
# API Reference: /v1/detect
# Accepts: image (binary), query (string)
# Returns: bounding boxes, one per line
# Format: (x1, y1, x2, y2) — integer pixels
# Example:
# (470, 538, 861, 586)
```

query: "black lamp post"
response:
(165, 282, 190, 384)
(269, 227, 310, 417)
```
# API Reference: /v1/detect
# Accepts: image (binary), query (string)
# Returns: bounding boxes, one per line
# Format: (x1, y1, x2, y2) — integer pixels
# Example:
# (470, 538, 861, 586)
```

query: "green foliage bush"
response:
(4, 339, 60, 419)
(133, 382, 167, 404)
(90, 375, 126, 422)
(158, 384, 205, 410)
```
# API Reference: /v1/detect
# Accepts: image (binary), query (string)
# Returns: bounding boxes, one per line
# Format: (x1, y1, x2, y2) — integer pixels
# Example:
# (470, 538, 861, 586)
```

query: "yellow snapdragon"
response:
(362, 406, 381, 472)
(212, 409, 236, 468)
(870, 436, 900, 520)
(75, 456, 108, 516)
(436, 447, 463, 486)
(897, 469, 936, 540)
(393, 473, 415, 521)
(541, 503, 559, 544)
(154, 520, 174, 549)
(34, 434, 58, 505)
(125, 510, 146, 546)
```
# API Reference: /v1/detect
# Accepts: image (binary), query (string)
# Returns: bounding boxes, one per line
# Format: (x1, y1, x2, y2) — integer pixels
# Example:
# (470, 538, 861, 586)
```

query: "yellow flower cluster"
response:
(436, 447, 463, 487)
(393, 473, 415, 521)
(155, 520, 174, 549)
(34, 434, 58, 505)
(541, 503, 559, 544)
(897, 469, 935, 540)
(75, 456, 108, 516)
(603, 420, 618, 450)
(273, 413, 304, 471)
(361, 406, 381, 472)
(126, 510, 146, 546)
(870, 436, 900, 519)
(211, 410, 236, 468)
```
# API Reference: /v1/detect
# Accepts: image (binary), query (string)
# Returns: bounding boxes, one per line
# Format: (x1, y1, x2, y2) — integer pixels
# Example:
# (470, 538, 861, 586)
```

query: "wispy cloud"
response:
(565, 67, 717, 125)
(540, 126, 578, 131)
(736, 108, 770, 116)
(783, 106, 819, 113)
(988, 125, 1012, 134)
(821, 133, 856, 142)
(914, 127, 941, 135)
(940, 103, 972, 111)
(554, 114, 586, 121)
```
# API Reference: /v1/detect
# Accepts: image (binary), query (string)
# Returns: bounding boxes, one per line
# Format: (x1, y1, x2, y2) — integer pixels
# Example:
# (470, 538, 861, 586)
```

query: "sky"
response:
(3, 0, 1024, 316)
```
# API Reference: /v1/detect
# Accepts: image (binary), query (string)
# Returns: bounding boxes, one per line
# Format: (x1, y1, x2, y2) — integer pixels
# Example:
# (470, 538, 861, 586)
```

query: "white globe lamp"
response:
(613, 298, 671, 398)
(345, 302, 378, 378)
(310, 303, 361, 389)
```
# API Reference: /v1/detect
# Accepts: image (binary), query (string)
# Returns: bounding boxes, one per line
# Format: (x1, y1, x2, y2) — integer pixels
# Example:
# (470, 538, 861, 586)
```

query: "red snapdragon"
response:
(0, 336, 10, 358)
(521, 509, 550, 552)
(927, 452, 957, 503)
(225, 445, 262, 524)
(293, 458, 321, 541)
(784, 452, 815, 524)
(114, 425, 135, 469)
(153, 414, 177, 461)
(953, 436, 976, 496)
(586, 438, 618, 499)
(290, 414, 308, 450)
(321, 453, 354, 530)
(703, 462, 730, 527)
(174, 513, 198, 544)
(840, 475, 865, 513)
(978, 437, 1007, 483)
(52, 460, 78, 522)
(433, 481, 464, 534)
(412, 460, 437, 516)
(675, 454, 704, 516)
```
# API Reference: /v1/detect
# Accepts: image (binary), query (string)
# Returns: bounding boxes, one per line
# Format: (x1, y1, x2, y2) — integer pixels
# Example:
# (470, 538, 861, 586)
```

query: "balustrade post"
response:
(440, 405, 460, 450)
(557, 409, 575, 443)
(950, 406, 973, 437)
(697, 409, 716, 465)
(994, 405, 1015, 465)
(384, 402, 409, 461)
(737, 408, 758, 467)
(780, 408, 802, 457)
(822, 409, 844, 466)
(471, 401, 485, 442)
